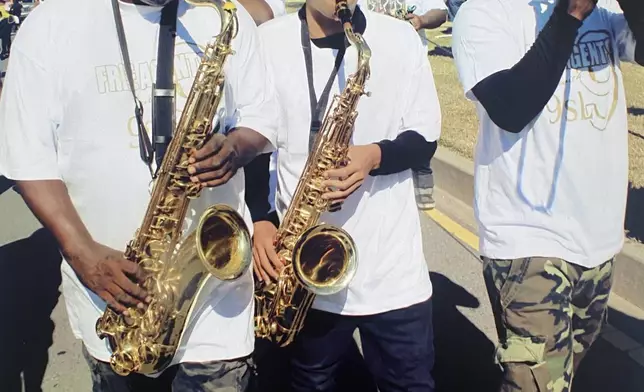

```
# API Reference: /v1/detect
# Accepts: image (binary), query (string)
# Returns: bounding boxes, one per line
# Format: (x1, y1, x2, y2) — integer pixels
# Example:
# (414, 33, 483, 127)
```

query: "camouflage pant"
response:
(82, 345, 255, 392)
(482, 256, 614, 392)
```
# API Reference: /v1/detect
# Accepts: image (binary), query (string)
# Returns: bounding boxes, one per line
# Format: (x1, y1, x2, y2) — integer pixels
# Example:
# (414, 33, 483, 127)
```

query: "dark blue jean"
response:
(290, 299, 435, 392)
(446, 0, 467, 20)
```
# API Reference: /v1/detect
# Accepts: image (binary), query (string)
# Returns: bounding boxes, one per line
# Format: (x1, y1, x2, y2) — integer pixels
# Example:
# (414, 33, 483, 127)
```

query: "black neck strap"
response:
(110, 0, 179, 179)
(299, 5, 347, 153)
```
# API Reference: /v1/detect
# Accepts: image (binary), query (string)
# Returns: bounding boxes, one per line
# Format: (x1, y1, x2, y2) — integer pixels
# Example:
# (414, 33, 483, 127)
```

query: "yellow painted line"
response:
(424, 209, 480, 251)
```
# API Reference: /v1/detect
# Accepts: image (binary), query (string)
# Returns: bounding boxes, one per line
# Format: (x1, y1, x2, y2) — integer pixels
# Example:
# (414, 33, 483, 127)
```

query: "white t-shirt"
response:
(256, 8, 442, 315)
(357, 0, 447, 47)
(452, 0, 636, 268)
(0, 0, 277, 370)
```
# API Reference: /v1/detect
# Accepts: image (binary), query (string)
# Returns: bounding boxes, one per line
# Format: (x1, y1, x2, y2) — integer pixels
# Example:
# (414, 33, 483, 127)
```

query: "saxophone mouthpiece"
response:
(334, 0, 352, 26)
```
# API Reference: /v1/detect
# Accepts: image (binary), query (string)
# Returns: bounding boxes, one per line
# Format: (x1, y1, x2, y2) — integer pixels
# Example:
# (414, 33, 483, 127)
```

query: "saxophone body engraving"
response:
(254, 0, 371, 347)
(95, 0, 252, 376)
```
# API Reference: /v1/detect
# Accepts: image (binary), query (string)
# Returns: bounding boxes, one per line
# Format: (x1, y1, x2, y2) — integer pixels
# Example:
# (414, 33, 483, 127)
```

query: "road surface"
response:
(1, 178, 644, 391)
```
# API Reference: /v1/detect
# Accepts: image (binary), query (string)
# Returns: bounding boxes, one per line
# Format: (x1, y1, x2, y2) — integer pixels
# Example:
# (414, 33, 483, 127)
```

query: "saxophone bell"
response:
(196, 204, 252, 281)
(292, 224, 358, 296)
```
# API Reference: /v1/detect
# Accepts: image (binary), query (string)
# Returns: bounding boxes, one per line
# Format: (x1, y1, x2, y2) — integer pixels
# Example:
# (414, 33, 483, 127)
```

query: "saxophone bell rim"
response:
(291, 223, 358, 296)
(195, 204, 253, 281)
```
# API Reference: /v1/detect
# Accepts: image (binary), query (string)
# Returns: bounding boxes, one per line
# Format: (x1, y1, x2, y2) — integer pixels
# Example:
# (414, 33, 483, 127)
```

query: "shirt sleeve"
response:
(606, 9, 638, 63)
(225, 4, 279, 152)
(400, 28, 441, 142)
(451, 2, 520, 101)
(0, 47, 62, 181)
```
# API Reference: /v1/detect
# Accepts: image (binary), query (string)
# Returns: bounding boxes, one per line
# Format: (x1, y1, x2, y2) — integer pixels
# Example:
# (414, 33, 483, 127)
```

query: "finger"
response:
(100, 291, 126, 313)
(190, 134, 224, 162)
(324, 171, 363, 193)
(258, 261, 270, 283)
(202, 169, 236, 188)
(188, 150, 232, 178)
(324, 165, 355, 180)
(191, 159, 233, 183)
(252, 247, 263, 282)
(106, 283, 140, 309)
(322, 178, 352, 191)
(323, 179, 363, 201)
(253, 259, 263, 282)
(258, 247, 280, 280)
(264, 242, 283, 270)
(115, 264, 149, 303)
(119, 258, 147, 283)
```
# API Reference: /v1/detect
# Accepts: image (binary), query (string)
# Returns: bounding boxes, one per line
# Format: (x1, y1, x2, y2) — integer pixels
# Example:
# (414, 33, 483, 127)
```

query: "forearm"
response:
(370, 131, 436, 176)
(228, 126, 271, 167)
(16, 180, 93, 256)
(419, 10, 448, 29)
(470, 7, 582, 133)
(617, 0, 644, 64)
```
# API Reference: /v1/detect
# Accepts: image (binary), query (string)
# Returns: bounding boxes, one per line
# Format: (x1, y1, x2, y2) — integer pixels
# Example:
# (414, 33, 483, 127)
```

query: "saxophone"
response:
(254, 0, 371, 347)
(95, 0, 252, 376)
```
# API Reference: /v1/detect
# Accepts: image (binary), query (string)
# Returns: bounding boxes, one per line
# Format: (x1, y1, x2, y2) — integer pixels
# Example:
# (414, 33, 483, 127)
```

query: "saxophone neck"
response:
(185, 0, 239, 40)
(335, 0, 371, 76)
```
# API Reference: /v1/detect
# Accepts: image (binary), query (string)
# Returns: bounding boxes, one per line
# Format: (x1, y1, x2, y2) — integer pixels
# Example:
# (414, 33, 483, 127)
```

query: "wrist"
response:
(61, 234, 95, 266)
(418, 14, 430, 29)
(369, 143, 382, 171)
(253, 211, 280, 228)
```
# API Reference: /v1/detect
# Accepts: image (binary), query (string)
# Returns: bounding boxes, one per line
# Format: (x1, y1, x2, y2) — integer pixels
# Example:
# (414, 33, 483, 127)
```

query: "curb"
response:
(432, 147, 644, 311)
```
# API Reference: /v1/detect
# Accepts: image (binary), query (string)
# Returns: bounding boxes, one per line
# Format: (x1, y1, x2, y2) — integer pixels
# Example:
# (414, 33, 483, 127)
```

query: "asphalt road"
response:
(1, 179, 644, 391)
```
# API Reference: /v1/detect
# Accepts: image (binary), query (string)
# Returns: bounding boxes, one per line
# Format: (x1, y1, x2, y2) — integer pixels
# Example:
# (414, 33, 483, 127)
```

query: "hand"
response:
(405, 13, 423, 31)
(321, 144, 381, 206)
(66, 241, 150, 313)
(252, 220, 283, 282)
(559, 0, 597, 21)
(187, 133, 239, 188)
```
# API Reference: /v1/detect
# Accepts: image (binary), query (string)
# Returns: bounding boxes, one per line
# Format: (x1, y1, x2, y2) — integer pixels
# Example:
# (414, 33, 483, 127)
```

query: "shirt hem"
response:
(311, 288, 433, 316)
(480, 240, 624, 268)
(0, 167, 62, 181)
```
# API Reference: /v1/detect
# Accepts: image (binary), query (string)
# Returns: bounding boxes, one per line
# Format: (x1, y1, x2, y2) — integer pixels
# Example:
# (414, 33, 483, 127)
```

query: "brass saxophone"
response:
(254, 0, 371, 347)
(95, 0, 252, 376)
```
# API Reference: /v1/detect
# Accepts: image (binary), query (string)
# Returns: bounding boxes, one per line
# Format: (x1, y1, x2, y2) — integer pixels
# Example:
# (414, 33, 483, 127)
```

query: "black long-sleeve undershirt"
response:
(244, 152, 273, 223)
(244, 131, 434, 223)
(470, 7, 582, 134)
(617, 0, 644, 65)
(370, 131, 437, 176)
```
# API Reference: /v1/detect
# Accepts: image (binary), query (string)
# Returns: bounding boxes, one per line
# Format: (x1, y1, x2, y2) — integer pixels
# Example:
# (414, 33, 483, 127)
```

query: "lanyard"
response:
(299, 7, 347, 153)
(110, 0, 178, 179)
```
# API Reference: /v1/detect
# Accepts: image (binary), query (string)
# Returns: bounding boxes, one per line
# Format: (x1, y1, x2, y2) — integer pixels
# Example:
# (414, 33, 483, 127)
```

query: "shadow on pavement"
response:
(607, 307, 644, 345)
(431, 272, 501, 392)
(625, 183, 644, 243)
(0, 228, 62, 392)
(575, 318, 644, 392)
(252, 272, 502, 392)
